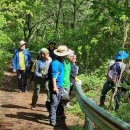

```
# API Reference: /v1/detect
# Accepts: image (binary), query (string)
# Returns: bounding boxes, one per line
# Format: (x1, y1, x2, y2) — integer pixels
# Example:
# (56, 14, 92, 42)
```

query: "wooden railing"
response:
(75, 81, 130, 130)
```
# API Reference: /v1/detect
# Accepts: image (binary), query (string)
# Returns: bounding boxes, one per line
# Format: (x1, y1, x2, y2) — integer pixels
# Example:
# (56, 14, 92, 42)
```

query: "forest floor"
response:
(0, 64, 83, 130)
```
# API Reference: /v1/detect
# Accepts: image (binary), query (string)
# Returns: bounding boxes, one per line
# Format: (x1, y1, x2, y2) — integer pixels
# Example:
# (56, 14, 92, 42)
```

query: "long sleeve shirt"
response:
(34, 59, 51, 78)
(51, 59, 64, 88)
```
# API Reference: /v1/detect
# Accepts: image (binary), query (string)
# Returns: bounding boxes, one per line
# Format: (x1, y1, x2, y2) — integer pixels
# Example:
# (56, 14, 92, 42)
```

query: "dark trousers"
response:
(100, 80, 127, 110)
(49, 87, 63, 124)
(100, 80, 114, 106)
(17, 70, 27, 92)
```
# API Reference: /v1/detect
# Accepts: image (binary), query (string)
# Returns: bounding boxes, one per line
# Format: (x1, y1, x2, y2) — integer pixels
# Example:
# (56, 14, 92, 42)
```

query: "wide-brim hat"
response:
(19, 40, 26, 48)
(115, 50, 129, 60)
(54, 45, 71, 57)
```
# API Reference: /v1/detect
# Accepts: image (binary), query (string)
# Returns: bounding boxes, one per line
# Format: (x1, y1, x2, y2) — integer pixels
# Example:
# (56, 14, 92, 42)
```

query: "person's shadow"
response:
(3, 104, 68, 129)
(5, 112, 67, 130)
(5, 112, 49, 123)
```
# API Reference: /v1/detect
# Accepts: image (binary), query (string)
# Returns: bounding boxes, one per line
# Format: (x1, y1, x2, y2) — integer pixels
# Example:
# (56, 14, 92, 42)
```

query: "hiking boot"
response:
(31, 106, 36, 110)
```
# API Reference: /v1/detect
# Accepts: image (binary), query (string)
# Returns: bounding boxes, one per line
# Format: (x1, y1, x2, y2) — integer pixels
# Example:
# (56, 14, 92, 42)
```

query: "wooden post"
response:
(84, 115, 93, 130)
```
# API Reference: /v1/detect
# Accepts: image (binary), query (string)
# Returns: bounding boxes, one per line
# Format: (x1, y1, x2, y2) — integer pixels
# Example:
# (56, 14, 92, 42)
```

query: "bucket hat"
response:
(115, 50, 129, 60)
(19, 40, 26, 48)
(54, 45, 71, 57)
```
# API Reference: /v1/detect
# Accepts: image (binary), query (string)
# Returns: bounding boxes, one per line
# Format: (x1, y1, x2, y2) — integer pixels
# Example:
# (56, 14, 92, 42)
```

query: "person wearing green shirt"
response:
(63, 59, 71, 91)
(56, 50, 73, 119)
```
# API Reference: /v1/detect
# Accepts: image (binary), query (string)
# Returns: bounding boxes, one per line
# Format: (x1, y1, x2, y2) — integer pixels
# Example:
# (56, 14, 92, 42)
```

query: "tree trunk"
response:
(71, 0, 76, 29)
(55, 0, 62, 34)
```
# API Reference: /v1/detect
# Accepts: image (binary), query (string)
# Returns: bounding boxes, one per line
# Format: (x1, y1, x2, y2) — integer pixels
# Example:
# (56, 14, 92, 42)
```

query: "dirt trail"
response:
(0, 65, 83, 130)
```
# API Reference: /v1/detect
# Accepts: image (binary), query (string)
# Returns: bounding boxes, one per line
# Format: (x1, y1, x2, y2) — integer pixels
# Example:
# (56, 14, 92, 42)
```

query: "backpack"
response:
(107, 62, 121, 84)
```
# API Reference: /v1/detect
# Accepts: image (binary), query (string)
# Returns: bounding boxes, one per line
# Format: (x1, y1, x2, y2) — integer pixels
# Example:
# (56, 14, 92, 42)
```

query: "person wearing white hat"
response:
(12, 40, 32, 92)
(49, 45, 71, 126)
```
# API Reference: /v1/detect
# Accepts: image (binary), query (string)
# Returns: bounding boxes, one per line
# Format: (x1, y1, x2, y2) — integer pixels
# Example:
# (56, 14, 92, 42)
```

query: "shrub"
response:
(0, 50, 12, 84)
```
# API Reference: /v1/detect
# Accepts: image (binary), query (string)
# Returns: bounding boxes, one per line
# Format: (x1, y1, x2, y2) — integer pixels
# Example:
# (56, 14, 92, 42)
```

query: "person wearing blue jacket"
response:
(49, 45, 71, 127)
(12, 40, 32, 92)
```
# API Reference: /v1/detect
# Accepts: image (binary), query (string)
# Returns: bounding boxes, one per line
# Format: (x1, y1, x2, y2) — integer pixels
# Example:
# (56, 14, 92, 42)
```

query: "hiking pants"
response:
(100, 80, 114, 106)
(49, 88, 63, 124)
(31, 78, 50, 107)
(17, 70, 27, 92)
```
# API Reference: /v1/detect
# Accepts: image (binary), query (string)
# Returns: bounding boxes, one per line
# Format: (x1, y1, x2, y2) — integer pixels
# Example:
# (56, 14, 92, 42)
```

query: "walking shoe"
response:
(18, 90, 22, 93)
(31, 107, 36, 110)
(50, 122, 59, 127)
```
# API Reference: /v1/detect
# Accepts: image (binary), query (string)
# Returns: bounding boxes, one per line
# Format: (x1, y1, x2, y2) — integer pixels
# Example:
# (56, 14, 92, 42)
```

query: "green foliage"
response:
(67, 102, 84, 118)
(0, 14, 6, 28)
(78, 61, 108, 92)
(0, 50, 12, 83)
(68, 126, 85, 130)
(1, 0, 130, 72)
(114, 103, 130, 123)
(0, 0, 130, 123)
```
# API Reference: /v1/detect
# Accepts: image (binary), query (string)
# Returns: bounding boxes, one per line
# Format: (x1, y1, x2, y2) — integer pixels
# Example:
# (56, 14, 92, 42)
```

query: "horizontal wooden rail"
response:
(75, 81, 130, 130)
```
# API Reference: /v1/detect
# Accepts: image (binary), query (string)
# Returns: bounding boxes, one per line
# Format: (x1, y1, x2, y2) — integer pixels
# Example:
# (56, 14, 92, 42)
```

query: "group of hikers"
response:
(12, 40, 78, 126)
(12, 39, 130, 126)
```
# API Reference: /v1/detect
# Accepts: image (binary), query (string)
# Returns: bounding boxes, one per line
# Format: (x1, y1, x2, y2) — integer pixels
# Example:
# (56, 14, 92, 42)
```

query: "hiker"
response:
(48, 40, 57, 60)
(49, 45, 71, 126)
(69, 54, 78, 95)
(31, 48, 52, 110)
(61, 50, 75, 108)
(99, 50, 129, 109)
(12, 40, 32, 92)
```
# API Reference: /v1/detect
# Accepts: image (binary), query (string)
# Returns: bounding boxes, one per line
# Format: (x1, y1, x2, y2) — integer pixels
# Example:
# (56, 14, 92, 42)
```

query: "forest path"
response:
(0, 64, 82, 130)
